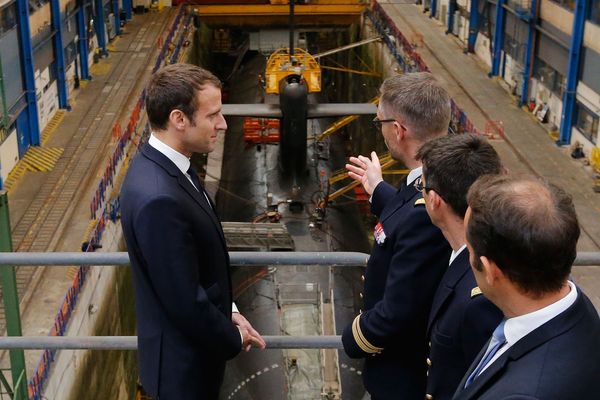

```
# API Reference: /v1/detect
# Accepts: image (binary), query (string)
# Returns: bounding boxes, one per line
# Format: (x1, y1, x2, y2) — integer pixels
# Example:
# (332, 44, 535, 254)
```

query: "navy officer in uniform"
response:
(415, 134, 504, 400)
(342, 72, 452, 400)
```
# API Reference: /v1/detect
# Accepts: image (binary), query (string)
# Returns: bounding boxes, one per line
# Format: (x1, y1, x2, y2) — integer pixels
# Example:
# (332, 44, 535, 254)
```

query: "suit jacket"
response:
(452, 286, 600, 400)
(120, 144, 242, 399)
(425, 249, 503, 400)
(342, 181, 451, 399)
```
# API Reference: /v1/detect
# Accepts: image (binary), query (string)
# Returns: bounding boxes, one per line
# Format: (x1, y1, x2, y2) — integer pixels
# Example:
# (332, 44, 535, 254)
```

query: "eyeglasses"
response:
(372, 117, 396, 130)
(414, 179, 448, 202)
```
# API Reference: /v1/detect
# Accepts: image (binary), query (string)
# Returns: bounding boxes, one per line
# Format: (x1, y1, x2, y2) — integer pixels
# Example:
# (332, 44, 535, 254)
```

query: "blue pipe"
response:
(50, 0, 69, 109)
(520, 0, 538, 106)
(558, 0, 591, 145)
(15, 0, 41, 146)
(467, 0, 479, 52)
(77, 0, 90, 80)
(491, 0, 506, 76)
(95, 0, 108, 56)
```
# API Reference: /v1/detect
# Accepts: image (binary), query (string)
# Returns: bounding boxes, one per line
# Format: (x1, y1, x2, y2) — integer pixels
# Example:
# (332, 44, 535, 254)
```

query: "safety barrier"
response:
(367, 3, 483, 136)
(26, 5, 194, 399)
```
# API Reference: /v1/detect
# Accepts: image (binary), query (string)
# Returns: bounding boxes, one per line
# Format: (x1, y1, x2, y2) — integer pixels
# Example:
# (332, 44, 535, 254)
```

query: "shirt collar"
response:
(449, 244, 467, 266)
(148, 133, 191, 177)
(503, 280, 578, 346)
(406, 166, 423, 186)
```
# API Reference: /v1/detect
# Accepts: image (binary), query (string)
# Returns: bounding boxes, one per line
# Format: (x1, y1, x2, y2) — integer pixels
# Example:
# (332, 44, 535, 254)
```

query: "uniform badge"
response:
(374, 222, 386, 245)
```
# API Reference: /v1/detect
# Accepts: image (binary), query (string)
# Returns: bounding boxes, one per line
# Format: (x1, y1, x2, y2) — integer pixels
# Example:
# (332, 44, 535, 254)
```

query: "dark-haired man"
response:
(415, 134, 503, 400)
(341, 72, 452, 399)
(120, 63, 265, 399)
(453, 175, 600, 399)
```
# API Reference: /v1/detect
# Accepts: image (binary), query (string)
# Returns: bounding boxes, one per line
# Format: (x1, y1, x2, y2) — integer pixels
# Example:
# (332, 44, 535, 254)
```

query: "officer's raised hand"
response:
(346, 151, 383, 196)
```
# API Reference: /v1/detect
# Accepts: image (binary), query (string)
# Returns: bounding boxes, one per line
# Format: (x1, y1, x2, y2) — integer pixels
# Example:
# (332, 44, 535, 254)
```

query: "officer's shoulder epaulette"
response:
(414, 198, 426, 206)
(471, 287, 483, 298)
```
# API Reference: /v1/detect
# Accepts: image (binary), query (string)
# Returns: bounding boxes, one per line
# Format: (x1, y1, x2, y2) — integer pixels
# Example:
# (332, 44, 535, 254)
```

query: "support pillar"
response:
(447, 0, 457, 34)
(520, 0, 539, 106)
(558, 0, 590, 145)
(491, 0, 507, 76)
(112, 0, 121, 36)
(467, 0, 479, 52)
(430, 0, 438, 19)
(50, 0, 70, 109)
(0, 192, 28, 400)
(77, 0, 91, 80)
(15, 0, 40, 146)
(95, 0, 108, 56)
(123, 0, 132, 21)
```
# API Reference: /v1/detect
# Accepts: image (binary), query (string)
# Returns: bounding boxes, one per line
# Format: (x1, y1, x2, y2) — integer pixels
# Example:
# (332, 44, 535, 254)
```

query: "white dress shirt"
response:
(480, 280, 578, 373)
(448, 244, 467, 266)
(148, 134, 239, 315)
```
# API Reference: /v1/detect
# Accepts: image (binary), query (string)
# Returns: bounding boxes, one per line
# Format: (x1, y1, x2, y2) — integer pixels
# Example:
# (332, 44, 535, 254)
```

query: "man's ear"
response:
(394, 120, 407, 142)
(480, 256, 503, 285)
(169, 109, 186, 131)
(427, 190, 443, 210)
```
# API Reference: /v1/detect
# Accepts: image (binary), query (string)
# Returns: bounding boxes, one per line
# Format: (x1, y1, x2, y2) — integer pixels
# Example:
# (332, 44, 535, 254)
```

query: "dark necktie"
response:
(187, 166, 212, 209)
(464, 320, 507, 387)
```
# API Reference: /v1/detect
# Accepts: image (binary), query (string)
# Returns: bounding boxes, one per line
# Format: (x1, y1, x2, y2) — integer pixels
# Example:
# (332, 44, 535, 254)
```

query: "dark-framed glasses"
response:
(414, 179, 447, 202)
(372, 117, 396, 130)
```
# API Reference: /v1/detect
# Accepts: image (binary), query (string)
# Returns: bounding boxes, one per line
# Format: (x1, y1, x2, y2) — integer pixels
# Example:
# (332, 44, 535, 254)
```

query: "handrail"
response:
(0, 252, 370, 267)
(0, 336, 343, 350)
(0, 251, 598, 266)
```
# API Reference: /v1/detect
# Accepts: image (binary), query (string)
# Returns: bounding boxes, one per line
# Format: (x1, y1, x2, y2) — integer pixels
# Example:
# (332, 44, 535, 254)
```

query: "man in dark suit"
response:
(415, 134, 503, 400)
(120, 63, 265, 400)
(453, 175, 600, 399)
(341, 72, 452, 399)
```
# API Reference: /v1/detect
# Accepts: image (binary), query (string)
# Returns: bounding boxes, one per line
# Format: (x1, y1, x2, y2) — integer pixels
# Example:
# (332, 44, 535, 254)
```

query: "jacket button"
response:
(425, 395, 433, 400)
(426, 358, 432, 366)
(361, 274, 365, 282)
(359, 292, 363, 299)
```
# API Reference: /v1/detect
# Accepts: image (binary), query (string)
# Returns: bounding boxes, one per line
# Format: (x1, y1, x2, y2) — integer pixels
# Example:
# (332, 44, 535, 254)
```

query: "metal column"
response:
(112, 0, 121, 36)
(123, 0, 132, 21)
(520, 0, 539, 106)
(491, 0, 507, 76)
(558, 0, 591, 145)
(430, 0, 438, 20)
(50, 0, 70, 109)
(77, 0, 91, 80)
(447, 0, 457, 34)
(467, 0, 479, 52)
(15, 0, 41, 146)
(95, 0, 108, 56)
(0, 192, 28, 400)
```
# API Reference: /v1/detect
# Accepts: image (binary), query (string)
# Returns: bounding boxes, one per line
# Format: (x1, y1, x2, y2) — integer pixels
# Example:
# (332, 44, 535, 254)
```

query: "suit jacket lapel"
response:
(380, 183, 420, 223)
(141, 144, 228, 249)
(427, 250, 471, 336)
(454, 286, 587, 400)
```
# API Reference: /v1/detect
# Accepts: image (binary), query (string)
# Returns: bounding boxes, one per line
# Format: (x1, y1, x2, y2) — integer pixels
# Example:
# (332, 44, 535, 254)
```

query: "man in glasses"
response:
(342, 72, 452, 399)
(415, 134, 503, 400)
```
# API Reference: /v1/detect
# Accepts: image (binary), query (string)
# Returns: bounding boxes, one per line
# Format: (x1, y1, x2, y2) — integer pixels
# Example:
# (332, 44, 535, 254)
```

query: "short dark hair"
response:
(416, 133, 503, 217)
(379, 72, 451, 141)
(466, 175, 579, 297)
(145, 63, 221, 131)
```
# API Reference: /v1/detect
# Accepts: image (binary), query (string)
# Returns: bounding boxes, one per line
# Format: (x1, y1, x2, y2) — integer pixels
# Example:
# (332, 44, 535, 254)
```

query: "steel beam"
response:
(15, 0, 41, 146)
(558, 0, 591, 145)
(0, 193, 28, 399)
(430, 0, 438, 20)
(467, 0, 479, 52)
(0, 335, 344, 350)
(123, 0, 132, 21)
(50, 0, 70, 109)
(491, 0, 507, 76)
(77, 0, 91, 80)
(95, 0, 108, 56)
